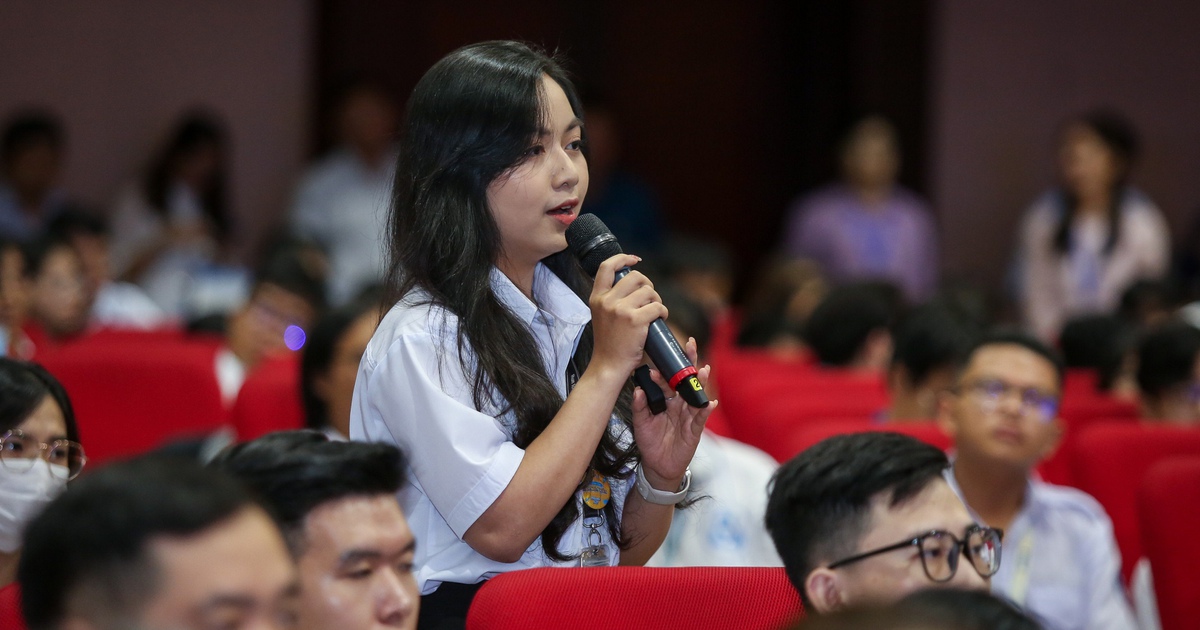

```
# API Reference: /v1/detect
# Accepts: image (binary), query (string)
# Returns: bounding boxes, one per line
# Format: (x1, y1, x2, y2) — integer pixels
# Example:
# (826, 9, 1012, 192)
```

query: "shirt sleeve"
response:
(356, 331, 525, 539)
(1084, 512, 1140, 630)
(1018, 203, 1065, 343)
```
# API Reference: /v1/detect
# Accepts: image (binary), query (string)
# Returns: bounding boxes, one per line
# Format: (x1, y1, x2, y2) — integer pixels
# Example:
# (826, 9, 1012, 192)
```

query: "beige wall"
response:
(0, 0, 312, 258)
(930, 1, 1200, 290)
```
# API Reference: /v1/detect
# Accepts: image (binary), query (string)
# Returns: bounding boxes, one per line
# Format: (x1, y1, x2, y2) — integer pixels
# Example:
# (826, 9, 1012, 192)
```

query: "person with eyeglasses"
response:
(0, 357, 85, 630)
(938, 331, 1137, 630)
(765, 431, 995, 615)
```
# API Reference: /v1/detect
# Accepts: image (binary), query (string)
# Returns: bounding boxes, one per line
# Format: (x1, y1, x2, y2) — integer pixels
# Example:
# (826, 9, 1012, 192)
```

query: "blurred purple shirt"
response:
(784, 184, 939, 302)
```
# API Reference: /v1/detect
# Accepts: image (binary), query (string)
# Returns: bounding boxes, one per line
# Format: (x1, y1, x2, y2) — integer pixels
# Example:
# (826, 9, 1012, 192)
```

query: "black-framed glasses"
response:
(0, 429, 87, 480)
(958, 378, 1059, 423)
(826, 525, 1003, 583)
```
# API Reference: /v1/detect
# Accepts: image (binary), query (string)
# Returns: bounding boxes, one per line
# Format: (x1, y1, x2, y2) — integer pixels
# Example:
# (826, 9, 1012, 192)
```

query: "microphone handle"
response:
(613, 267, 709, 408)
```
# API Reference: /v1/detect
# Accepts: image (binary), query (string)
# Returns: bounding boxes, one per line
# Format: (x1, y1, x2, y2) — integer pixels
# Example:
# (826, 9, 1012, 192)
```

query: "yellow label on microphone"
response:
(688, 376, 702, 391)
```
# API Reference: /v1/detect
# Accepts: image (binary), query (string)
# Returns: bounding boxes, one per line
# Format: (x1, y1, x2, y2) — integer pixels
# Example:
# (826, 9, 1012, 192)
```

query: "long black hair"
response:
(385, 41, 637, 560)
(1052, 109, 1139, 257)
(0, 357, 80, 444)
(142, 112, 231, 242)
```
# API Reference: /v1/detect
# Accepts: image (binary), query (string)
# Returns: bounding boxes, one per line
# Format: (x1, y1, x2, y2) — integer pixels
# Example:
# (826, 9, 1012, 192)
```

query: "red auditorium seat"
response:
(38, 334, 226, 464)
(714, 349, 887, 453)
(230, 353, 305, 441)
(1070, 423, 1200, 582)
(1138, 458, 1200, 630)
(778, 419, 951, 463)
(464, 567, 803, 630)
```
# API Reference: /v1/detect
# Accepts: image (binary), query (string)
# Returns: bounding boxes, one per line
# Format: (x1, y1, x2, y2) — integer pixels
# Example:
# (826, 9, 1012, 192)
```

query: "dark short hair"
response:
(300, 300, 376, 430)
(2, 110, 64, 161)
(253, 244, 327, 316)
(961, 329, 1065, 389)
(795, 589, 1042, 630)
(46, 208, 110, 239)
(656, 282, 711, 351)
(18, 457, 256, 630)
(804, 283, 899, 367)
(20, 234, 77, 279)
(1059, 314, 1134, 391)
(0, 358, 80, 443)
(890, 305, 977, 388)
(208, 430, 407, 554)
(765, 432, 949, 608)
(1136, 321, 1200, 400)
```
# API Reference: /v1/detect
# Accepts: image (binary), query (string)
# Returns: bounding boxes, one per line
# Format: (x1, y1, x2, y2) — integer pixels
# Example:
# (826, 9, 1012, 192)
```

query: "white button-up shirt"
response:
(351, 264, 633, 594)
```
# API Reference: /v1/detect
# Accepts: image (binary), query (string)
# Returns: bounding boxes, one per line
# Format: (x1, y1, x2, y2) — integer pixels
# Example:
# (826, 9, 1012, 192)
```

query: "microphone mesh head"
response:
(566, 213, 623, 276)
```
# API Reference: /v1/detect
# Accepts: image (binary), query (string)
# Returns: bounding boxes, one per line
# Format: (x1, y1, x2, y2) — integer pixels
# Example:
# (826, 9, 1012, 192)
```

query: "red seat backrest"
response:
(779, 419, 951, 463)
(1037, 415, 1139, 487)
(37, 335, 226, 465)
(465, 567, 803, 630)
(230, 354, 305, 441)
(1139, 458, 1200, 630)
(1071, 424, 1200, 582)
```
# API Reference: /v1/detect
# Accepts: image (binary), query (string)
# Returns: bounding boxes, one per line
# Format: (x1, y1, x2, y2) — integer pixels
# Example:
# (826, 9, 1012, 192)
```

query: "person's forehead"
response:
(16, 395, 66, 439)
(859, 479, 973, 549)
(303, 494, 414, 556)
(961, 344, 1059, 391)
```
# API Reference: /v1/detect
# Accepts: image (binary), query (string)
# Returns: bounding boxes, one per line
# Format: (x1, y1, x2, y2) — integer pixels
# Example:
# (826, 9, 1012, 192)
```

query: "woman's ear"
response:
(805, 567, 845, 614)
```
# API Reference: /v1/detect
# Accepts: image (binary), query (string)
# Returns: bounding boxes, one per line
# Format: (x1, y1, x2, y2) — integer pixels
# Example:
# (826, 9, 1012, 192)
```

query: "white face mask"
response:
(0, 459, 69, 553)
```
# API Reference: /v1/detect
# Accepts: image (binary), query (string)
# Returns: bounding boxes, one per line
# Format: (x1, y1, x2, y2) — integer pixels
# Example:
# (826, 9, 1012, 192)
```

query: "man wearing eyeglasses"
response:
(765, 431, 996, 614)
(938, 331, 1137, 630)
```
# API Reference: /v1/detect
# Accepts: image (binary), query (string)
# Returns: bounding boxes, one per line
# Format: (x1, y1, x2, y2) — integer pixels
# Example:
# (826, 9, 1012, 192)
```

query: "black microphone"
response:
(566, 214, 709, 409)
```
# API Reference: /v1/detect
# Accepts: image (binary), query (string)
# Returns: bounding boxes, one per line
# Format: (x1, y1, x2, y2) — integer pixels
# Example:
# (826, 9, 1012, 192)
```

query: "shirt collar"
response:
(489, 264, 591, 328)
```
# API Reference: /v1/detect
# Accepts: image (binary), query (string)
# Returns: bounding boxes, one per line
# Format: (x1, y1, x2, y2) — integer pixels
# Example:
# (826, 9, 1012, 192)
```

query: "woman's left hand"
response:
(631, 337, 716, 487)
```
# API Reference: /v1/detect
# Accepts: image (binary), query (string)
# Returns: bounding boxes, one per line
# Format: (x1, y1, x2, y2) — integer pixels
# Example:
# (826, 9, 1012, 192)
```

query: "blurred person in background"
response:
(110, 112, 239, 318)
(1017, 110, 1169, 343)
(46, 210, 166, 330)
(660, 235, 735, 321)
(301, 297, 378, 439)
(802, 282, 901, 374)
(0, 111, 73, 243)
(766, 432, 995, 614)
(578, 103, 667, 261)
(18, 457, 297, 630)
(938, 332, 1136, 630)
(645, 283, 782, 568)
(736, 257, 827, 357)
(0, 358, 85, 630)
(211, 431, 418, 630)
(291, 84, 397, 306)
(886, 304, 977, 421)
(783, 115, 939, 303)
(0, 238, 34, 359)
(1059, 314, 1139, 400)
(217, 246, 325, 406)
(20, 236, 89, 351)
(1136, 319, 1200, 423)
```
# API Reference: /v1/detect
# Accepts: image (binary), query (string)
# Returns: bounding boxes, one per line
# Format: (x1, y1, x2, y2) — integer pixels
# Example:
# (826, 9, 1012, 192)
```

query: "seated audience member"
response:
(18, 456, 296, 630)
(646, 285, 782, 568)
(1059, 314, 1138, 398)
(796, 588, 1043, 630)
(783, 115, 939, 303)
(46, 210, 167, 330)
(802, 282, 900, 373)
(0, 111, 72, 242)
(291, 84, 397, 306)
(765, 432, 997, 614)
(1016, 109, 1169, 342)
(1, 358, 85, 629)
(1136, 320, 1200, 422)
(660, 235, 735, 321)
(301, 298, 378, 439)
(887, 304, 977, 421)
(110, 113, 237, 317)
(737, 257, 827, 356)
(210, 431, 417, 630)
(939, 331, 1137, 630)
(217, 248, 326, 405)
(0, 238, 34, 358)
(20, 236, 88, 350)
(1117, 279, 1178, 329)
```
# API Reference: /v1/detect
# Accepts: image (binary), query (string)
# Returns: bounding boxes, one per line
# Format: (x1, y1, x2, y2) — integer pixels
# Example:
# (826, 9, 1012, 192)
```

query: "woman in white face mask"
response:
(0, 357, 85, 616)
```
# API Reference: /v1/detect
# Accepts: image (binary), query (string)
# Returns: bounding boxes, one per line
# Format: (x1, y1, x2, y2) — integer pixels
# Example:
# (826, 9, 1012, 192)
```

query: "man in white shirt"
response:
(939, 331, 1137, 630)
(291, 85, 397, 306)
